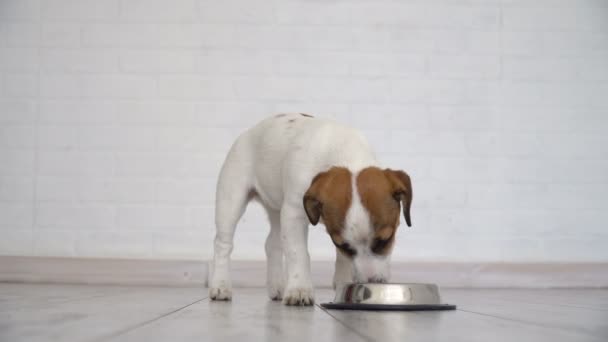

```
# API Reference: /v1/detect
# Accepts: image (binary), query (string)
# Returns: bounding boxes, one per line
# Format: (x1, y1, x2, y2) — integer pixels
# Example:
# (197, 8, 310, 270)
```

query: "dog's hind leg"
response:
(264, 208, 284, 300)
(209, 139, 252, 301)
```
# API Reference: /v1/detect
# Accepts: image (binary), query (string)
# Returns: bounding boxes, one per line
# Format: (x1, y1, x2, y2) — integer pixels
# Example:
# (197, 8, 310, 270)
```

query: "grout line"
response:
(315, 303, 375, 342)
(93, 296, 209, 342)
(457, 294, 608, 312)
(11, 288, 134, 312)
(456, 308, 603, 340)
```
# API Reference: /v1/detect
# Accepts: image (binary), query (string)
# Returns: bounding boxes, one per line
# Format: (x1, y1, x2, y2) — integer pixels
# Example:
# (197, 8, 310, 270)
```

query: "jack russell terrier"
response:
(209, 113, 412, 306)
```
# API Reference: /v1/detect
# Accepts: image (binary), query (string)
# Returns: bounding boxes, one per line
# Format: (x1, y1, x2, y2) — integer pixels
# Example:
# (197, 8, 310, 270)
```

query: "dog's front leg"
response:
(280, 204, 314, 306)
(333, 248, 353, 291)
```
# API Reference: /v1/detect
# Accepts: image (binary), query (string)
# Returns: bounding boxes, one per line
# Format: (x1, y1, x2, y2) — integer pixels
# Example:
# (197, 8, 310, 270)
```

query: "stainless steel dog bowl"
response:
(320, 283, 456, 311)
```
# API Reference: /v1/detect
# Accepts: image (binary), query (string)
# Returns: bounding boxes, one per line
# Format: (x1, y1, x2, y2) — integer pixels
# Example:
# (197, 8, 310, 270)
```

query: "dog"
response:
(209, 113, 412, 306)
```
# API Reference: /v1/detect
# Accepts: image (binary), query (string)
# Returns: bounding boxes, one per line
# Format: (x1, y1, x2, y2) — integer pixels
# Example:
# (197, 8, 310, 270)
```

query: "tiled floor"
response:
(1, 284, 607, 342)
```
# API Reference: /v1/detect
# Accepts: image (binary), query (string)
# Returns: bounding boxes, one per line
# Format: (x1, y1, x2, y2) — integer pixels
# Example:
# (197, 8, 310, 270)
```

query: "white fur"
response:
(209, 114, 381, 305)
(343, 171, 391, 284)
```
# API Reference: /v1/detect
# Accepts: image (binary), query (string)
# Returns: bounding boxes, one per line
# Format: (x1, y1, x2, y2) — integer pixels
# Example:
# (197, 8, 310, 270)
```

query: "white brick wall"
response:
(1, 0, 607, 263)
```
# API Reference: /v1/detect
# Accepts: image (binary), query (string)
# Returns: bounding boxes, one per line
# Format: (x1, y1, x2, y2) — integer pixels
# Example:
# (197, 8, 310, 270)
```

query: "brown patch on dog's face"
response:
(303, 167, 355, 255)
(357, 167, 413, 255)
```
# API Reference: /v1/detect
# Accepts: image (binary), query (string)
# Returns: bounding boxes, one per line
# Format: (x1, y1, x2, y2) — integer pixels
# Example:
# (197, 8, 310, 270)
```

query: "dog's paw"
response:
(268, 284, 283, 301)
(282, 287, 314, 306)
(209, 286, 232, 301)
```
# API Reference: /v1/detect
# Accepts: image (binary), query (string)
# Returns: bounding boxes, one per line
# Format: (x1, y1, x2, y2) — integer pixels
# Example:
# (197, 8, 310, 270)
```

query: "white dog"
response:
(209, 113, 412, 306)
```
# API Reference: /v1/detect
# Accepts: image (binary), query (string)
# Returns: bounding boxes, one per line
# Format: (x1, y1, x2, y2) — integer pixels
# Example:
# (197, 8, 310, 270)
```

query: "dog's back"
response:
(231, 113, 377, 210)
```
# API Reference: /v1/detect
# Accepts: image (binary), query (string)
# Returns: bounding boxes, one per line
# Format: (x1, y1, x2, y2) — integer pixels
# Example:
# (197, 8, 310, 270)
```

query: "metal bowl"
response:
(321, 283, 456, 311)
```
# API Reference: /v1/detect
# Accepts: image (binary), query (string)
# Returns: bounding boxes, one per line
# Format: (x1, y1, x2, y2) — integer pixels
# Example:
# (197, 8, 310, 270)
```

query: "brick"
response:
(349, 53, 426, 77)
(156, 126, 235, 152)
(381, 156, 432, 182)
(347, 104, 429, 131)
(502, 57, 581, 81)
(538, 133, 608, 158)
(465, 132, 542, 157)
(117, 205, 189, 229)
(38, 151, 114, 176)
(0, 177, 34, 201)
(120, 50, 196, 73)
(0, 149, 35, 176)
(0, 23, 40, 47)
(36, 204, 116, 228)
(115, 153, 185, 178)
(0, 0, 40, 20)
(352, 28, 467, 53)
(541, 237, 608, 262)
(199, 0, 275, 24)
(41, 0, 119, 21)
(414, 181, 467, 209)
(391, 130, 468, 157)
(265, 26, 353, 50)
(195, 50, 275, 75)
(77, 126, 157, 150)
(39, 100, 118, 124)
(0, 203, 33, 227)
(36, 177, 79, 201)
(151, 232, 210, 259)
(40, 74, 82, 98)
(37, 125, 78, 150)
(81, 74, 156, 99)
(115, 101, 199, 125)
(183, 154, 226, 178)
(155, 179, 213, 205)
(41, 23, 81, 47)
(121, 0, 197, 23)
(351, 3, 500, 30)
(157, 75, 234, 100)
(495, 106, 608, 132)
(74, 232, 153, 258)
(2, 73, 38, 97)
(275, 1, 351, 25)
(390, 79, 464, 104)
(578, 56, 608, 81)
(0, 125, 37, 148)
(503, 6, 605, 31)
(0, 100, 37, 123)
(79, 179, 155, 203)
(0, 230, 33, 255)
(430, 105, 496, 131)
(494, 81, 589, 106)
(196, 102, 272, 127)
(0, 48, 39, 71)
(32, 231, 76, 256)
(41, 49, 119, 73)
(430, 157, 505, 183)
(429, 55, 500, 79)
(467, 184, 607, 210)
(82, 23, 159, 47)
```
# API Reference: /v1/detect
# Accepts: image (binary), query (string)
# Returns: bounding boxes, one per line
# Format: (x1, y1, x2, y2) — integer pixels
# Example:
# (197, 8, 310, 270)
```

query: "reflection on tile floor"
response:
(1, 284, 607, 342)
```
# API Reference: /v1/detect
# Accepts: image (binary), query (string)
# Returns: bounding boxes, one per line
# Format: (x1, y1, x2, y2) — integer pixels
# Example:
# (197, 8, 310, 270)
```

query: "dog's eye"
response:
(332, 239, 357, 257)
(371, 238, 390, 254)
(338, 243, 357, 257)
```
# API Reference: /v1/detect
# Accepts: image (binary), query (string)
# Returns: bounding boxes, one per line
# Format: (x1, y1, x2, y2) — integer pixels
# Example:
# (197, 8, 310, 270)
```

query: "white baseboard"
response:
(1, 256, 607, 288)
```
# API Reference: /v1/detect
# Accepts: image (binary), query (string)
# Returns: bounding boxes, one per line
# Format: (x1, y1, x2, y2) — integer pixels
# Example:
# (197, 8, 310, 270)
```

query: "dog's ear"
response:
(303, 195, 322, 225)
(303, 167, 352, 226)
(303, 172, 328, 225)
(384, 169, 413, 227)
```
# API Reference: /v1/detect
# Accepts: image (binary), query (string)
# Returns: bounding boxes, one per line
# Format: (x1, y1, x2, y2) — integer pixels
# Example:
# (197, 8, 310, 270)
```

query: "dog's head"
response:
(303, 166, 412, 283)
